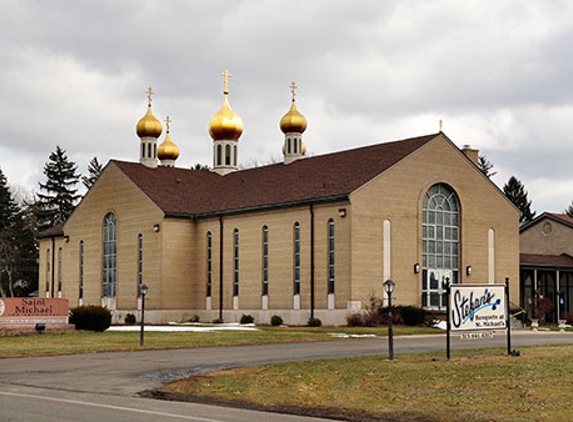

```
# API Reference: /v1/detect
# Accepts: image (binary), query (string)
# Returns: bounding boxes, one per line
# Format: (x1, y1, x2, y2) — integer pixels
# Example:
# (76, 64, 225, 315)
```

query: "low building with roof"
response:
(38, 75, 520, 325)
(520, 213, 573, 323)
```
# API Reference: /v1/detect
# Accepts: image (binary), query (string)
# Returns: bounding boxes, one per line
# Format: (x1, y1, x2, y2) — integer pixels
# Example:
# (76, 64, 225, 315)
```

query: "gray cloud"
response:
(0, 0, 572, 212)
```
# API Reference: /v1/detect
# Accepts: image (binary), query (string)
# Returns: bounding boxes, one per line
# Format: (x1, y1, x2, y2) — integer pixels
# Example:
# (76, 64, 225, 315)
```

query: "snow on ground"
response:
(108, 323, 258, 332)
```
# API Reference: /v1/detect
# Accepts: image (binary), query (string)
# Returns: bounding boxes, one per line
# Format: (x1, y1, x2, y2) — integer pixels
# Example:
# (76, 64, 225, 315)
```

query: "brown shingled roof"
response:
(520, 253, 573, 268)
(114, 133, 439, 217)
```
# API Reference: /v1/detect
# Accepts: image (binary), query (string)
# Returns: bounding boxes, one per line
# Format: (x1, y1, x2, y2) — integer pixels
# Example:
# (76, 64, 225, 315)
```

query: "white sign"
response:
(450, 284, 506, 332)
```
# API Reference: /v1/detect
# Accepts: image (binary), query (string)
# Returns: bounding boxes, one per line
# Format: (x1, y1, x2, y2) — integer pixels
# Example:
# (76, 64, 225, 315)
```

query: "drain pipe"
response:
(310, 204, 315, 320)
(219, 215, 224, 321)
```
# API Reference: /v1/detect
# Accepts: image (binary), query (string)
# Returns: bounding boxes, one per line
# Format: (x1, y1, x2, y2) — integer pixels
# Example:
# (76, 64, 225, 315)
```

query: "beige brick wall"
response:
(520, 218, 573, 256)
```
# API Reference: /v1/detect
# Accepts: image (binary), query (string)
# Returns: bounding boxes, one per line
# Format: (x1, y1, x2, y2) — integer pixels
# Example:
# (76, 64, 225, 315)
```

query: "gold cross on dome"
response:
(290, 81, 298, 101)
(439, 119, 443, 133)
(146, 87, 154, 106)
(165, 116, 171, 133)
(221, 70, 232, 94)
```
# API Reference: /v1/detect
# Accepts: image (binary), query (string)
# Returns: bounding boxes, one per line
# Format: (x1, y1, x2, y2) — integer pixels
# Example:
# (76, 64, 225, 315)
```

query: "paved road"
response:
(1, 330, 572, 421)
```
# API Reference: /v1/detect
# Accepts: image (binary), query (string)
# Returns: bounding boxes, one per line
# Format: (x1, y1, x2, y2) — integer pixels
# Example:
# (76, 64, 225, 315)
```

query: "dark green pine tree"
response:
(0, 165, 19, 229)
(36, 146, 81, 231)
(478, 154, 497, 178)
(565, 200, 573, 218)
(503, 176, 536, 224)
(81, 156, 103, 190)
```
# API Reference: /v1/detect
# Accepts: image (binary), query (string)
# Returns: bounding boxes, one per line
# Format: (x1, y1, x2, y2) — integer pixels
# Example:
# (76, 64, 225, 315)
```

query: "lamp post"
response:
(383, 279, 396, 361)
(139, 283, 149, 346)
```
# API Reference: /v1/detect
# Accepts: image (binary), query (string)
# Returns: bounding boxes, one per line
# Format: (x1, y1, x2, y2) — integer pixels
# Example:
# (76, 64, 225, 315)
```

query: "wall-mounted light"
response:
(414, 263, 420, 274)
(64, 235, 70, 243)
(466, 265, 472, 276)
(338, 208, 347, 218)
(153, 224, 160, 232)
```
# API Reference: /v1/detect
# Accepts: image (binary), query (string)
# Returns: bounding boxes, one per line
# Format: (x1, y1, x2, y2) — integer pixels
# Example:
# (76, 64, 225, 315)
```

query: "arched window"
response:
(293, 222, 301, 296)
(217, 144, 222, 166)
(58, 247, 63, 297)
(79, 240, 84, 300)
(233, 145, 237, 167)
(422, 184, 459, 309)
(225, 144, 231, 166)
(262, 226, 269, 296)
(45, 249, 51, 296)
(102, 213, 117, 298)
(328, 219, 335, 295)
(206, 232, 212, 297)
(233, 228, 239, 297)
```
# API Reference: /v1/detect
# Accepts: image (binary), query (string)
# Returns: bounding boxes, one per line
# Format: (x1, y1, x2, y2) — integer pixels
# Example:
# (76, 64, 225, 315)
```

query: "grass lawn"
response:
(0, 325, 436, 358)
(159, 344, 573, 422)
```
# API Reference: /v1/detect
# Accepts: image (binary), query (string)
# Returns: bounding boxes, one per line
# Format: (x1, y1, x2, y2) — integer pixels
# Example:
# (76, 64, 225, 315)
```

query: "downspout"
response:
(310, 204, 315, 319)
(219, 215, 224, 321)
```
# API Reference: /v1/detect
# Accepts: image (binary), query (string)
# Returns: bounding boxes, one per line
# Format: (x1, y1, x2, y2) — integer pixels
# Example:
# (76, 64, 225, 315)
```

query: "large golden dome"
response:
(136, 87, 162, 138)
(209, 95, 243, 141)
(280, 100, 307, 134)
(158, 117, 180, 161)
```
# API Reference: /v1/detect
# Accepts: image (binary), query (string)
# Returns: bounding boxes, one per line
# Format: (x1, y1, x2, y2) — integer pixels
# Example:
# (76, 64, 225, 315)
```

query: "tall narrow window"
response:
(58, 247, 63, 296)
(328, 219, 335, 294)
(233, 228, 239, 297)
(217, 145, 222, 166)
(206, 232, 212, 297)
(45, 249, 51, 295)
(225, 144, 231, 166)
(102, 213, 117, 298)
(293, 222, 301, 295)
(79, 241, 84, 300)
(422, 183, 459, 309)
(262, 226, 269, 296)
(137, 234, 143, 294)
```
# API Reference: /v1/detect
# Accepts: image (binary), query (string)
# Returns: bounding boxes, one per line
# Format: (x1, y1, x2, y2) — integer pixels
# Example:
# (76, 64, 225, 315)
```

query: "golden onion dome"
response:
(301, 141, 307, 155)
(136, 87, 163, 138)
(280, 82, 307, 134)
(158, 117, 180, 161)
(209, 95, 244, 141)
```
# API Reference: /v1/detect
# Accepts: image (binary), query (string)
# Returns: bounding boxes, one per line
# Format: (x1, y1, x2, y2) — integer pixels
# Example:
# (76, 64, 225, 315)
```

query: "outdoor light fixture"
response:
(153, 224, 160, 232)
(338, 208, 347, 218)
(383, 279, 396, 361)
(414, 263, 420, 274)
(139, 283, 149, 346)
(466, 265, 472, 276)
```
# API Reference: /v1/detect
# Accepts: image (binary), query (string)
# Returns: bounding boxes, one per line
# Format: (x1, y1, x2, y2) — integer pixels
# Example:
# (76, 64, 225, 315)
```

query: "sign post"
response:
(447, 282, 510, 358)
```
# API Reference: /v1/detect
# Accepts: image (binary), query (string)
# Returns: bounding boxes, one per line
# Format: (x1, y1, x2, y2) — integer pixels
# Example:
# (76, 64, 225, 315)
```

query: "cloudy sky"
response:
(0, 0, 571, 213)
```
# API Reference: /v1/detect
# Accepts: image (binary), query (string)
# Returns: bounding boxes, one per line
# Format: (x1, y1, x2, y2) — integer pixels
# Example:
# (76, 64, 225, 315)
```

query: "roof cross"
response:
(290, 81, 298, 101)
(165, 116, 171, 133)
(439, 119, 443, 133)
(146, 87, 154, 107)
(221, 70, 232, 95)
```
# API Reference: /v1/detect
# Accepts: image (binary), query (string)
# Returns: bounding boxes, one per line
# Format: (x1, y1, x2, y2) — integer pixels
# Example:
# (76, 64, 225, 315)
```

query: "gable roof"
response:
(520, 212, 573, 233)
(114, 133, 439, 217)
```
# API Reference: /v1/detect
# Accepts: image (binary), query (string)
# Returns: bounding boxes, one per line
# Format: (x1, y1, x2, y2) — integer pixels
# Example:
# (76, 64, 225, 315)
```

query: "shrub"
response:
(308, 317, 322, 327)
(400, 306, 427, 326)
(270, 315, 283, 326)
(240, 314, 254, 324)
(189, 314, 200, 323)
(212, 318, 224, 324)
(124, 313, 136, 325)
(346, 312, 365, 327)
(70, 305, 112, 332)
(565, 312, 573, 325)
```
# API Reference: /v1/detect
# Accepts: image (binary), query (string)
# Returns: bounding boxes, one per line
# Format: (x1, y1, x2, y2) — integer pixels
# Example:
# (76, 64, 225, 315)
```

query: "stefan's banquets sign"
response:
(450, 284, 506, 332)
(0, 298, 69, 325)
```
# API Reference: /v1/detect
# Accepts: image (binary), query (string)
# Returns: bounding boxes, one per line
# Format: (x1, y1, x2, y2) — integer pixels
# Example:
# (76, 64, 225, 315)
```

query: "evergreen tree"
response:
(36, 146, 81, 231)
(81, 156, 103, 190)
(565, 200, 573, 218)
(478, 154, 497, 178)
(0, 166, 37, 297)
(503, 176, 536, 224)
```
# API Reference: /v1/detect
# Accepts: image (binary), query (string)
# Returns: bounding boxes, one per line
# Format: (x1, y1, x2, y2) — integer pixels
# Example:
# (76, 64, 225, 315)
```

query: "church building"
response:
(38, 74, 520, 325)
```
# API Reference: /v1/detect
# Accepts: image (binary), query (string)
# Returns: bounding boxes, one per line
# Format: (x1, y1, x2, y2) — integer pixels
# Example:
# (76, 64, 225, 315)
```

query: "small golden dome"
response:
(136, 87, 162, 138)
(209, 95, 244, 141)
(301, 141, 307, 155)
(280, 100, 307, 134)
(158, 116, 180, 161)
